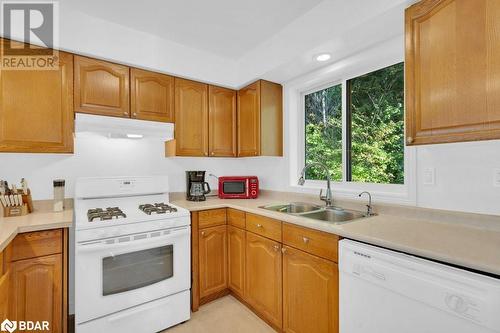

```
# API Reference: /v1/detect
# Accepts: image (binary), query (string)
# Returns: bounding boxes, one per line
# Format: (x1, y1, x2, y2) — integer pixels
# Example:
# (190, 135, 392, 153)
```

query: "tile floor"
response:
(164, 295, 274, 333)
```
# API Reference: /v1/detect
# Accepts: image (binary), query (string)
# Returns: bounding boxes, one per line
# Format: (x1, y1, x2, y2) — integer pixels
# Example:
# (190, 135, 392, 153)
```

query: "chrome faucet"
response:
(358, 191, 373, 216)
(298, 162, 333, 207)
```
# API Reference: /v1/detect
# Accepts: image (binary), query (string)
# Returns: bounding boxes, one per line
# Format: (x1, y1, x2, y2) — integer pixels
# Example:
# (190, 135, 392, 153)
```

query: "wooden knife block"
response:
(1, 189, 33, 217)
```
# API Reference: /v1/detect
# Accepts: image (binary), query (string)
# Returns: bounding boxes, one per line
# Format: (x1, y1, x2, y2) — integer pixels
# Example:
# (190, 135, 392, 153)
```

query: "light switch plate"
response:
(423, 168, 435, 185)
(494, 169, 500, 187)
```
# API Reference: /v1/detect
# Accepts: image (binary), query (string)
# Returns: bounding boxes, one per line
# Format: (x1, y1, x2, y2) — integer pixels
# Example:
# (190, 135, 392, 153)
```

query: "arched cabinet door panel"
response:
(131, 68, 174, 122)
(74, 55, 130, 118)
(405, 0, 500, 145)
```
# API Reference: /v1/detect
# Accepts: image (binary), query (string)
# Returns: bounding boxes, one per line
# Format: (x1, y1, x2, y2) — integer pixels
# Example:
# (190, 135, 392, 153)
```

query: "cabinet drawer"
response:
(10, 229, 62, 262)
(198, 209, 227, 229)
(227, 208, 245, 229)
(246, 213, 282, 242)
(282, 223, 339, 262)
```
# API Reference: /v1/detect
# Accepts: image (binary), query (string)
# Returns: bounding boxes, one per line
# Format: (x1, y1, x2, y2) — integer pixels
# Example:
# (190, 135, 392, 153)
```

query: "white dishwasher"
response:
(339, 239, 500, 333)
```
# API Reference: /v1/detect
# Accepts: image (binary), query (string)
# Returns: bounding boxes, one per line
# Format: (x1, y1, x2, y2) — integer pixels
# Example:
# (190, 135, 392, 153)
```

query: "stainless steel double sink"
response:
(259, 202, 371, 224)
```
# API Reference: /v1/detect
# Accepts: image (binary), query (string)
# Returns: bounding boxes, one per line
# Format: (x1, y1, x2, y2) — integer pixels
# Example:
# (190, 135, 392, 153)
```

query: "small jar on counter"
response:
(53, 179, 65, 212)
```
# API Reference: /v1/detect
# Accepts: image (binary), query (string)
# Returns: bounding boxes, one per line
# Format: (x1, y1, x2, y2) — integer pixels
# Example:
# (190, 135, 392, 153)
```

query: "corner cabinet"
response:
(174, 78, 209, 156)
(0, 50, 74, 153)
(405, 0, 500, 145)
(237, 80, 283, 157)
(227, 226, 245, 298)
(130, 68, 174, 122)
(199, 225, 228, 298)
(74, 56, 130, 118)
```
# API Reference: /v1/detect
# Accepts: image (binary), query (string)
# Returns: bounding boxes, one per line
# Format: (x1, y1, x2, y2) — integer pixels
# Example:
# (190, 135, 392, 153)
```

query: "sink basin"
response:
(301, 208, 366, 224)
(260, 202, 322, 214)
(260, 201, 371, 224)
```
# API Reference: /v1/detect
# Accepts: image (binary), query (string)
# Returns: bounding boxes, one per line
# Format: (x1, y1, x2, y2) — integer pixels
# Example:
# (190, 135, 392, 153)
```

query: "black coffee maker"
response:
(186, 171, 211, 201)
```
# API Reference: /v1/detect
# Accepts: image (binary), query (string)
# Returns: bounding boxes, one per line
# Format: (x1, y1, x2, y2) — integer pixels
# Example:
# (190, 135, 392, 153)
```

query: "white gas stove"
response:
(74, 176, 191, 333)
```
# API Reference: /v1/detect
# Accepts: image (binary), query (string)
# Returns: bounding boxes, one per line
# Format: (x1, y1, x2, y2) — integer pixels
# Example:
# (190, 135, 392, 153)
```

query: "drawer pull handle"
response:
(281, 247, 287, 254)
(273, 245, 280, 252)
(201, 231, 205, 237)
(302, 237, 310, 244)
(256, 224, 263, 228)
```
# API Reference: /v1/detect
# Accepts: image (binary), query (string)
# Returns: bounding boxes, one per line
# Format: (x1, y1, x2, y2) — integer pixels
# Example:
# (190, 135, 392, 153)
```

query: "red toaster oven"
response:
(218, 176, 259, 199)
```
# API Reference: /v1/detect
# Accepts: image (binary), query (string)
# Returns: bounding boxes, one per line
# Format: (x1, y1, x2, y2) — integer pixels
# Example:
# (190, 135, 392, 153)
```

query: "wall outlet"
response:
(494, 169, 500, 187)
(422, 168, 435, 185)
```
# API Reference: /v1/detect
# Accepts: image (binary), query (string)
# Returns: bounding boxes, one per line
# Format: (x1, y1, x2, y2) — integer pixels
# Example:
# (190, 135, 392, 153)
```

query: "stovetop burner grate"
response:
(87, 207, 127, 222)
(139, 203, 178, 215)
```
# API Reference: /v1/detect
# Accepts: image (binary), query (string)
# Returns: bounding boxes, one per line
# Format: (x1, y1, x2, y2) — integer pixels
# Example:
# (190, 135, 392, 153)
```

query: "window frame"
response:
(288, 40, 416, 205)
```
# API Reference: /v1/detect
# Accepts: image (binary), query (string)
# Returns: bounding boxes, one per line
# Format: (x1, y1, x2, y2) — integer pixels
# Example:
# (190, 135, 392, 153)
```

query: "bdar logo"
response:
(0, 319, 17, 333)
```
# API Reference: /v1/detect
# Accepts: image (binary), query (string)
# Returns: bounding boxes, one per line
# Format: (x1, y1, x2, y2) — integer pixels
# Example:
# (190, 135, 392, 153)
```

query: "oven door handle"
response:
(77, 227, 189, 253)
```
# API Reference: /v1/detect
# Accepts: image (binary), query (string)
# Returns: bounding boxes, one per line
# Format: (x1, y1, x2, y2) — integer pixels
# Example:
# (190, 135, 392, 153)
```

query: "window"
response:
(304, 84, 342, 181)
(304, 62, 404, 185)
(348, 63, 404, 184)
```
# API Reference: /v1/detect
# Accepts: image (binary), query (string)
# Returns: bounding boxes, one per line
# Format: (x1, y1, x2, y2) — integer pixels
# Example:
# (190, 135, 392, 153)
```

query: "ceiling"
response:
(60, 0, 414, 86)
(63, 0, 324, 59)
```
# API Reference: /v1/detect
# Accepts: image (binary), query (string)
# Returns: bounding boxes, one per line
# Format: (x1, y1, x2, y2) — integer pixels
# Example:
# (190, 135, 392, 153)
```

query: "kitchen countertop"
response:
(171, 191, 500, 276)
(0, 199, 73, 252)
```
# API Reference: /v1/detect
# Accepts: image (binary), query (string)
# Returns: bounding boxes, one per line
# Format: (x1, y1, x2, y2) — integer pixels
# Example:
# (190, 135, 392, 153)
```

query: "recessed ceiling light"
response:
(315, 53, 331, 62)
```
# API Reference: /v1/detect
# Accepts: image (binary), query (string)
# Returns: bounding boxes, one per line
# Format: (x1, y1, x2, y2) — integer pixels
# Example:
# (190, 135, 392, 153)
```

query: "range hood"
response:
(75, 113, 174, 140)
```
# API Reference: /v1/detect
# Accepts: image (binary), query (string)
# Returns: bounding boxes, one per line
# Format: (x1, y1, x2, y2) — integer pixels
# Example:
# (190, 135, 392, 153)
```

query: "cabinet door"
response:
(130, 68, 174, 122)
(199, 225, 227, 298)
(405, 0, 500, 145)
(245, 232, 282, 329)
(0, 51, 73, 153)
(175, 78, 209, 156)
(74, 56, 130, 118)
(283, 246, 338, 333)
(227, 226, 245, 298)
(260, 80, 283, 156)
(0, 271, 8, 321)
(10, 254, 62, 333)
(237, 81, 260, 157)
(209, 85, 236, 157)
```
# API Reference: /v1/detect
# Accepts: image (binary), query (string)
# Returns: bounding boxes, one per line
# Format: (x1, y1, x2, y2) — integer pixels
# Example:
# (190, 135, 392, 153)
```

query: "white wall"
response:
(0, 133, 288, 200)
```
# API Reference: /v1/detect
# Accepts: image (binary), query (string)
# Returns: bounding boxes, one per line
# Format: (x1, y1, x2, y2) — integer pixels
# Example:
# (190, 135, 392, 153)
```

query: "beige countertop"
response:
(0, 199, 73, 252)
(171, 191, 500, 276)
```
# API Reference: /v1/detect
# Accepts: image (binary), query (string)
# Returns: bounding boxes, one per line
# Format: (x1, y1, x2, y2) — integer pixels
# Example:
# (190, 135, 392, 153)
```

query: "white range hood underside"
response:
(75, 113, 174, 140)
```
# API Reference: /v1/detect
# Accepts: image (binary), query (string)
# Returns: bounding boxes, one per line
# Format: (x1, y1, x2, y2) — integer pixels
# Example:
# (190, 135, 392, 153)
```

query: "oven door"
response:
(75, 226, 190, 324)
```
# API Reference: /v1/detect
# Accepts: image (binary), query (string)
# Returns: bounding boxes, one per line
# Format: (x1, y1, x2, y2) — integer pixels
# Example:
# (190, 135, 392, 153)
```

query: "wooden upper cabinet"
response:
(237, 80, 283, 157)
(0, 50, 74, 153)
(209, 85, 237, 157)
(227, 226, 245, 298)
(130, 68, 174, 122)
(405, 0, 500, 145)
(237, 81, 261, 157)
(282, 246, 338, 333)
(175, 78, 209, 156)
(74, 56, 130, 118)
(245, 232, 282, 329)
(199, 225, 228, 298)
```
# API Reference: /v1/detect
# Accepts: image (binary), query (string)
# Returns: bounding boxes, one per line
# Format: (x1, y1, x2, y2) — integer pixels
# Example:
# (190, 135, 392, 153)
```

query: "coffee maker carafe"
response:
(186, 171, 211, 201)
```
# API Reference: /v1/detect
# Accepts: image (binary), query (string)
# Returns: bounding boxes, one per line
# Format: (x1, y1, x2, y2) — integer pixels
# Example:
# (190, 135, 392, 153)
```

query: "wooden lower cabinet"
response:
(227, 226, 245, 298)
(199, 225, 228, 298)
(282, 246, 339, 333)
(245, 232, 282, 329)
(9, 254, 62, 333)
(0, 265, 8, 321)
(193, 209, 340, 333)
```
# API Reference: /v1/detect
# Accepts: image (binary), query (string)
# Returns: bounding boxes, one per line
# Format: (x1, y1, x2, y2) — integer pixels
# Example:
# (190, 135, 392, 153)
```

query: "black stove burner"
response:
(139, 203, 178, 215)
(87, 207, 126, 222)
